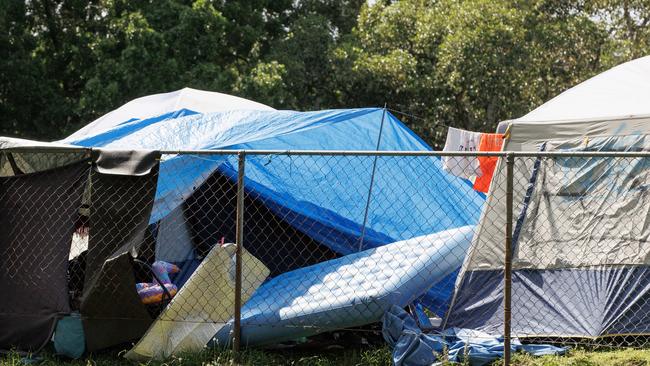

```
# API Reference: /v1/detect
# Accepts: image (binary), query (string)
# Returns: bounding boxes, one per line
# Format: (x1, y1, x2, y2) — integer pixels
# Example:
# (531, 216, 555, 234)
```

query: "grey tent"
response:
(446, 55, 650, 339)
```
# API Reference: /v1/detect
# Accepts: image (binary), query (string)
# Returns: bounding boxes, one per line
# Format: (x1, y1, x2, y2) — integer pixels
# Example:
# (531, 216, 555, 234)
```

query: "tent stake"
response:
(504, 153, 514, 366)
(234, 151, 246, 360)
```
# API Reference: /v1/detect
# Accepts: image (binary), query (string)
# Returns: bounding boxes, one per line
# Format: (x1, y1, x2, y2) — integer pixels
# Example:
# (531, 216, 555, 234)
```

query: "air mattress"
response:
(213, 225, 474, 347)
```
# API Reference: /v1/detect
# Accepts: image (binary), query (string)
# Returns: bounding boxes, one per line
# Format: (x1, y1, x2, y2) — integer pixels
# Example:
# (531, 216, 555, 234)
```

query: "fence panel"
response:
(509, 154, 650, 350)
(235, 153, 487, 349)
(3, 149, 650, 365)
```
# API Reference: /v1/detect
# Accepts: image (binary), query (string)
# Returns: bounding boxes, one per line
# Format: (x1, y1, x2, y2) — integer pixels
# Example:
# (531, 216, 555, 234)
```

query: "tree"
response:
(0, 0, 101, 139)
(236, 1, 366, 109)
(1, 0, 649, 145)
(1, 0, 297, 139)
(327, 0, 612, 147)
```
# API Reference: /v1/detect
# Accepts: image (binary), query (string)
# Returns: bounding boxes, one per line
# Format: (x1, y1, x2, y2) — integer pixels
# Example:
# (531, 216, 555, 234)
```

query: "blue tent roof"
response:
(67, 107, 484, 254)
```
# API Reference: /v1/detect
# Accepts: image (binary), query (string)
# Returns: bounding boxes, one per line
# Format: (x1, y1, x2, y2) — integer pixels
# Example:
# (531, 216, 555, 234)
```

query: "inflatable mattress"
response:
(213, 225, 474, 347)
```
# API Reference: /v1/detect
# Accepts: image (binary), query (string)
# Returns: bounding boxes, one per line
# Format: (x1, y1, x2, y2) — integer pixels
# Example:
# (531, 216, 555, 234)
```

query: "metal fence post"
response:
(234, 151, 245, 357)
(504, 152, 514, 366)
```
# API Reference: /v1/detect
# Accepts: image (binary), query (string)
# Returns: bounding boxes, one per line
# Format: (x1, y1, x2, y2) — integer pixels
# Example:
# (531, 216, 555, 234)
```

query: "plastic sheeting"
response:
(66, 108, 485, 255)
(383, 306, 567, 366)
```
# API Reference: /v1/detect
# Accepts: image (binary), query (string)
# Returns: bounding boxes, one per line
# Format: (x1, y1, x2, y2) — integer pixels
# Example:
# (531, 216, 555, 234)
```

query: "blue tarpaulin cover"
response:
(66, 108, 485, 311)
(382, 306, 567, 366)
(66, 109, 484, 245)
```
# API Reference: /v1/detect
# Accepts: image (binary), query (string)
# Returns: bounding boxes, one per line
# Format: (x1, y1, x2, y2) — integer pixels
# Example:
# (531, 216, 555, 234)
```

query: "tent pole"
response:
(6, 153, 23, 175)
(358, 104, 387, 252)
(234, 151, 246, 359)
(504, 153, 514, 366)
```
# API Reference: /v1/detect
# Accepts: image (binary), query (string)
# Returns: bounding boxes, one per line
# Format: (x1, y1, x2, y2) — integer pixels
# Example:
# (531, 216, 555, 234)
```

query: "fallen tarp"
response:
(125, 243, 269, 360)
(213, 226, 474, 347)
(382, 306, 567, 366)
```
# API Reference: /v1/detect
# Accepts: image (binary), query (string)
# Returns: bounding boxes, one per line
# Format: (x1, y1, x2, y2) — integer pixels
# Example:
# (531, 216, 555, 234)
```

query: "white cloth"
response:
(441, 127, 482, 179)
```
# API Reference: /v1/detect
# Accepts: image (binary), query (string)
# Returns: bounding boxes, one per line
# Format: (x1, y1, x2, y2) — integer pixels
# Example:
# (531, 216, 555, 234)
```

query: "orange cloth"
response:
(473, 133, 504, 193)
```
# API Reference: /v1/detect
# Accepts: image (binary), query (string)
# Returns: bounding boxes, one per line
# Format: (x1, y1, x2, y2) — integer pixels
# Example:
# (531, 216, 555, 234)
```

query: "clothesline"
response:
(386, 107, 501, 135)
(441, 127, 504, 193)
(383, 106, 504, 193)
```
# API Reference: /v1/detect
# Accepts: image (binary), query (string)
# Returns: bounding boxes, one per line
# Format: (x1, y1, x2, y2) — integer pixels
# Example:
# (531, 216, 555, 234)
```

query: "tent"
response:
(65, 87, 274, 141)
(63, 98, 486, 279)
(446, 55, 650, 339)
(1, 89, 485, 355)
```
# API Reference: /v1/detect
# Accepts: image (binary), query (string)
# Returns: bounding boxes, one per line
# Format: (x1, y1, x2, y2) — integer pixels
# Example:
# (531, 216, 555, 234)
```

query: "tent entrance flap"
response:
(81, 150, 161, 352)
(0, 158, 90, 352)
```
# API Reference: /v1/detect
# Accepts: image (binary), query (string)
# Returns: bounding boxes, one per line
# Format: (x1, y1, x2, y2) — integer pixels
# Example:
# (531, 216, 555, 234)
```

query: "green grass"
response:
(2, 347, 650, 366)
(0, 347, 393, 366)
(506, 348, 650, 366)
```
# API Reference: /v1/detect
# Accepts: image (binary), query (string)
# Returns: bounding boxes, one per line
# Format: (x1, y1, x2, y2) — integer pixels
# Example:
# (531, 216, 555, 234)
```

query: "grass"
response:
(506, 348, 650, 366)
(0, 347, 393, 366)
(2, 347, 650, 365)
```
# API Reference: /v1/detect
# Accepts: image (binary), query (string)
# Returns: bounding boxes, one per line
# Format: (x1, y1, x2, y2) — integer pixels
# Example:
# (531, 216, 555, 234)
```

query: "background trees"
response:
(1, 0, 648, 146)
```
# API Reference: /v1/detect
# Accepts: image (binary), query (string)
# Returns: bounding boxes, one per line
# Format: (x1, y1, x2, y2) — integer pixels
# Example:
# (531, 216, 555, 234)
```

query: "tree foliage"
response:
(1, 0, 649, 145)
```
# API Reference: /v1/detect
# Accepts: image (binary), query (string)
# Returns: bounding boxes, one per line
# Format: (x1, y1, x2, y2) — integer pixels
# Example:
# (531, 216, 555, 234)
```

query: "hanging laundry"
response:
(473, 133, 505, 193)
(442, 127, 482, 179)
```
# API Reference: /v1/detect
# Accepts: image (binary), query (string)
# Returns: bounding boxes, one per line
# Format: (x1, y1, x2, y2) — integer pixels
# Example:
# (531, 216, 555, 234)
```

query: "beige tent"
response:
(446, 55, 650, 338)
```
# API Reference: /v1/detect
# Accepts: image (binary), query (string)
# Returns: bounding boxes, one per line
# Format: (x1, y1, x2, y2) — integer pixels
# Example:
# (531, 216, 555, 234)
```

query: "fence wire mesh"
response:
(1, 149, 650, 364)
(507, 155, 650, 350)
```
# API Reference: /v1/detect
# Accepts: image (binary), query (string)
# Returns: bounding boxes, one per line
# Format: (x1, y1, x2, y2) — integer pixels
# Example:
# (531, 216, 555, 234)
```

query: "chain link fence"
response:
(507, 153, 650, 351)
(1, 149, 649, 364)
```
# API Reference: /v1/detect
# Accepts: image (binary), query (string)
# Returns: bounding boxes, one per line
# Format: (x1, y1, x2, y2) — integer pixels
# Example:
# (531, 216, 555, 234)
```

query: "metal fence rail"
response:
(1, 148, 650, 365)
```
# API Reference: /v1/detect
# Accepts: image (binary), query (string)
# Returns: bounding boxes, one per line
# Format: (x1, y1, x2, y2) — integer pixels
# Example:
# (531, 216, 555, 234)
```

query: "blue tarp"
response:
(383, 306, 567, 366)
(67, 108, 485, 309)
